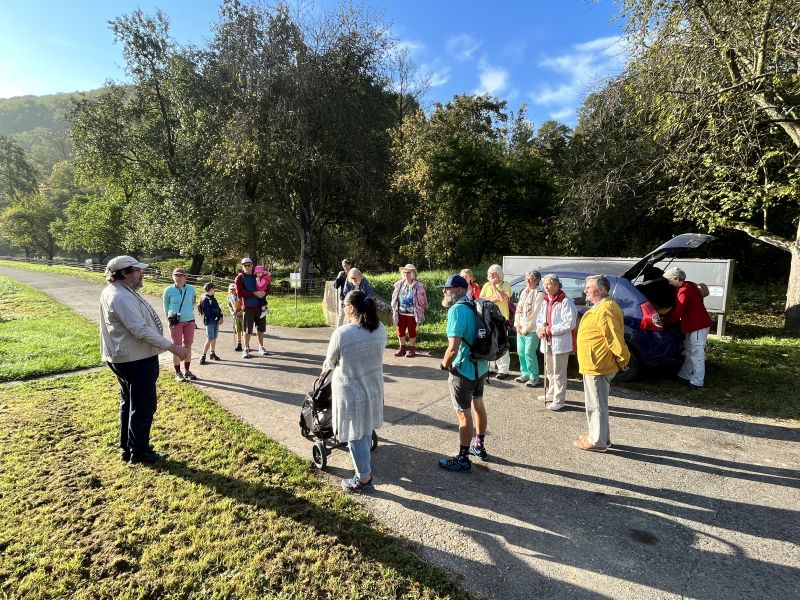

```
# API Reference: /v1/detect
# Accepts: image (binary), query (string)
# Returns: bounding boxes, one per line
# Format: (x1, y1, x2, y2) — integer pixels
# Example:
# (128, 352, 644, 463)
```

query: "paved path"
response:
(3, 265, 799, 600)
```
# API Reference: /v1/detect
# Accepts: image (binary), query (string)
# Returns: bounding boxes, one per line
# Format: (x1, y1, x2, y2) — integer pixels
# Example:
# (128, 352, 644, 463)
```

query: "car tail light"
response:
(640, 301, 663, 331)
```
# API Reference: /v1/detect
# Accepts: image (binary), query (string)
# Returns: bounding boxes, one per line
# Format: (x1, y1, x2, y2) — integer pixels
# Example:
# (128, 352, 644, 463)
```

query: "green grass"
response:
(0, 371, 467, 599)
(267, 296, 327, 327)
(0, 276, 100, 382)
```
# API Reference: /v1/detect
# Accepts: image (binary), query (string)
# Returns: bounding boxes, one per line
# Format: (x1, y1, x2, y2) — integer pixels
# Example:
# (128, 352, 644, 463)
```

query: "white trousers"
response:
(494, 349, 511, 375)
(544, 351, 570, 407)
(679, 327, 709, 387)
(583, 373, 614, 447)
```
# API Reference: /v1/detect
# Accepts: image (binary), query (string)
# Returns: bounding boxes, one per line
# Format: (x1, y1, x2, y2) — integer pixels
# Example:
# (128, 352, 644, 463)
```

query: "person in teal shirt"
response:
(162, 268, 197, 382)
(438, 274, 490, 473)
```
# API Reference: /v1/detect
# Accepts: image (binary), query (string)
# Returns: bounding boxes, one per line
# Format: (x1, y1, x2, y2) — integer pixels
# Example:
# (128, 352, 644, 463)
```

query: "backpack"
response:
(458, 299, 509, 361)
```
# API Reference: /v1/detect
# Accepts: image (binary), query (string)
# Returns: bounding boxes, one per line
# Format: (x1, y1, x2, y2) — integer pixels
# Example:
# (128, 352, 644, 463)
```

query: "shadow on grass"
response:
(156, 459, 468, 598)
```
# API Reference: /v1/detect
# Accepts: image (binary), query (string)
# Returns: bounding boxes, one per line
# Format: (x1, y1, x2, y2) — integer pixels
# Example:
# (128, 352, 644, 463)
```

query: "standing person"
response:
(480, 264, 512, 380)
(575, 275, 630, 453)
(663, 267, 713, 388)
(438, 274, 490, 472)
(342, 268, 374, 301)
(391, 264, 428, 358)
(100, 255, 188, 464)
(235, 257, 269, 358)
(514, 270, 544, 387)
(323, 290, 387, 494)
(535, 274, 578, 411)
(198, 282, 224, 365)
(334, 258, 353, 327)
(163, 267, 197, 382)
(460, 268, 481, 301)
(226, 283, 243, 352)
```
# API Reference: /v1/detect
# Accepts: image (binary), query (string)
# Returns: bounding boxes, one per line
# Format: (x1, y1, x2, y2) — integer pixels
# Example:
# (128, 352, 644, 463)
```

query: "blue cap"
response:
(438, 274, 469, 289)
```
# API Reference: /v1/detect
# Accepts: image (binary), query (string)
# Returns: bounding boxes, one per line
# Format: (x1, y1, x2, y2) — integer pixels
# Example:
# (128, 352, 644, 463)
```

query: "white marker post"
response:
(290, 272, 301, 312)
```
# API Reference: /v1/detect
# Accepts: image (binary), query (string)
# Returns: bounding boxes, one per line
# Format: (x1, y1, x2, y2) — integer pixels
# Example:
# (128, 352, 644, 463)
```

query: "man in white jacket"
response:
(535, 274, 578, 411)
(100, 255, 188, 464)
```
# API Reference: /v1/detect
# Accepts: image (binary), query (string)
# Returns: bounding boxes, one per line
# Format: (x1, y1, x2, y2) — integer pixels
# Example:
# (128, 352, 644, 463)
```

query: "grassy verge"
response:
(0, 275, 100, 382)
(0, 371, 466, 599)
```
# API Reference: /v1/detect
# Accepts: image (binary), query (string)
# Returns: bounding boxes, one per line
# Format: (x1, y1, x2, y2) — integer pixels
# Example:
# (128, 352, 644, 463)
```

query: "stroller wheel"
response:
(371, 430, 378, 451)
(312, 441, 327, 469)
(300, 422, 310, 437)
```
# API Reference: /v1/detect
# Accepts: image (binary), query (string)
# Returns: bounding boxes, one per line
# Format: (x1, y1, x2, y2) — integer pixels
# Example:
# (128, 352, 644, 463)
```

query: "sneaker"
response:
(199, 355, 207, 365)
(235, 343, 243, 352)
(469, 444, 488, 460)
(242, 349, 252, 359)
(183, 370, 197, 381)
(341, 476, 375, 494)
(258, 347, 269, 357)
(495, 372, 509, 380)
(438, 455, 472, 472)
(209, 353, 221, 361)
(526, 379, 541, 388)
(514, 375, 529, 383)
(547, 402, 565, 411)
(175, 372, 185, 382)
(574, 437, 607, 453)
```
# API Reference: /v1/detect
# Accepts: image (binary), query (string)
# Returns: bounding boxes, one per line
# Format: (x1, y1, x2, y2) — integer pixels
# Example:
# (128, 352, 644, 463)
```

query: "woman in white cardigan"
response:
(535, 274, 578, 411)
(323, 290, 387, 494)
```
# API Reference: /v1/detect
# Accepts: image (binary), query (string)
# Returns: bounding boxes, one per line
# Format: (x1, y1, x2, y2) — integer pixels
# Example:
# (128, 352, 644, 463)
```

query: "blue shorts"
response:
(205, 321, 219, 340)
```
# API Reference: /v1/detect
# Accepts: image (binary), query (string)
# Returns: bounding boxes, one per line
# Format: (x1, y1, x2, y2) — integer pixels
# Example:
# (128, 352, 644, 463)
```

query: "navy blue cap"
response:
(204, 282, 216, 291)
(438, 274, 469, 289)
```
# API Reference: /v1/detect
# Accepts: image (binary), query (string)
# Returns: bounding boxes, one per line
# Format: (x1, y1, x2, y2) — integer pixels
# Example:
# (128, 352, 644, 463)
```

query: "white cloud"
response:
(529, 35, 628, 113)
(420, 60, 451, 88)
(395, 39, 425, 55)
(446, 33, 482, 62)
(474, 57, 509, 96)
(549, 107, 574, 121)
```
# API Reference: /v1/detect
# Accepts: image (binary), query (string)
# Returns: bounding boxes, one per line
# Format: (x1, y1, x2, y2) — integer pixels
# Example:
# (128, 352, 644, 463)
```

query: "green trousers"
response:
(517, 333, 540, 379)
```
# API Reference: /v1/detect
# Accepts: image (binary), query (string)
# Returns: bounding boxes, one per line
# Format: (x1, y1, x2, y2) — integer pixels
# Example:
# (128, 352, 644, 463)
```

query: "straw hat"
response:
(399, 263, 418, 276)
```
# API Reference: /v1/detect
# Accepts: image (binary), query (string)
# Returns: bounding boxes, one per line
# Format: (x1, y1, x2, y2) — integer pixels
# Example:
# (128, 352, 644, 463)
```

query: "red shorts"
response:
(397, 313, 417, 338)
(169, 320, 196, 346)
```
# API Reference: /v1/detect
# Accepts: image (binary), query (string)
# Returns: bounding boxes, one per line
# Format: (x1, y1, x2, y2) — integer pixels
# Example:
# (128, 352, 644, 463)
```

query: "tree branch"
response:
(725, 220, 794, 252)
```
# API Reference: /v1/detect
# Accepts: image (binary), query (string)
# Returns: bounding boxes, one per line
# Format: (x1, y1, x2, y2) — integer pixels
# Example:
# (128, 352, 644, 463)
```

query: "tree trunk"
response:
(785, 221, 800, 332)
(298, 226, 315, 291)
(189, 253, 204, 275)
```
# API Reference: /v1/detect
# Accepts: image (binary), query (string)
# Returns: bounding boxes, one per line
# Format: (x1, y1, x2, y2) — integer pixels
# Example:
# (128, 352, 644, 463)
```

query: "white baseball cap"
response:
(107, 255, 148, 271)
(241, 257, 254, 265)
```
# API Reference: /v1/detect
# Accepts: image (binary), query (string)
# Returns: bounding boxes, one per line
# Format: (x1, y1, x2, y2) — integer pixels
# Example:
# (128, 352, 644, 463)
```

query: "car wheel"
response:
(615, 347, 639, 382)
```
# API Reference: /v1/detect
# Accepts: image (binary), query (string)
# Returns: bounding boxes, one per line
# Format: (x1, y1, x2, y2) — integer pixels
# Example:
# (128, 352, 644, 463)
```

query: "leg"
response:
(347, 434, 373, 481)
(677, 337, 693, 381)
(517, 334, 530, 378)
(551, 352, 569, 408)
(243, 312, 255, 353)
(395, 315, 408, 355)
(471, 375, 487, 436)
(496, 349, 511, 375)
(118, 356, 160, 456)
(583, 374, 611, 447)
(256, 315, 267, 353)
(406, 317, 417, 357)
(181, 321, 195, 374)
(107, 362, 130, 452)
(439, 372, 476, 471)
(544, 350, 555, 397)
(169, 323, 183, 369)
(527, 335, 540, 380)
(687, 328, 709, 386)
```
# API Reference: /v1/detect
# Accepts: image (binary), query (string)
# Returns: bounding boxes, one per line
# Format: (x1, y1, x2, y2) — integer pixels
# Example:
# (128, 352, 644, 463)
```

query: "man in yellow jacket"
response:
(575, 275, 630, 453)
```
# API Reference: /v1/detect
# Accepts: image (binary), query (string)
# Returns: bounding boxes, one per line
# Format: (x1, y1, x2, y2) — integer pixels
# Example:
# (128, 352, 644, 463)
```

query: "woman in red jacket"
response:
(663, 267, 713, 388)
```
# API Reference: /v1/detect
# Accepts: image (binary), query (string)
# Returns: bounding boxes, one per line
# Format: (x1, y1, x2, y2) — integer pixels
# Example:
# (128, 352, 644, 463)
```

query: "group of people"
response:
(99, 253, 711, 490)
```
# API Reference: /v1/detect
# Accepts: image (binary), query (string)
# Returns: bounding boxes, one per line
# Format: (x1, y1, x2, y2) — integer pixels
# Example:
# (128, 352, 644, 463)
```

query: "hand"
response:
(170, 344, 188, 361)
(440, 363, 449, 371)
(515, 324, 521, 333)
(255, 290, 266, 298)
(621, 365, 630, 373)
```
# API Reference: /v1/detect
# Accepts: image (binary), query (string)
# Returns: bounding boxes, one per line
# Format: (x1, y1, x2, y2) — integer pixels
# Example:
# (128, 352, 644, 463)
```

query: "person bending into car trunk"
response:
(575, 275, 630, 453)
(663, 267, 713, 388)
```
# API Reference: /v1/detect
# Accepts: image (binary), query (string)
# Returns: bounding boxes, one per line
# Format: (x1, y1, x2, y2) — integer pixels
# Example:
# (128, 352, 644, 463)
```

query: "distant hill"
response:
(0, 89, 103, 177)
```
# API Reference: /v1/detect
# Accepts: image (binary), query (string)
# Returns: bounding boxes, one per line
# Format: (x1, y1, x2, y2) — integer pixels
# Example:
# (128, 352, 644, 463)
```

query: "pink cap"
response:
(172, 268, 186, 276)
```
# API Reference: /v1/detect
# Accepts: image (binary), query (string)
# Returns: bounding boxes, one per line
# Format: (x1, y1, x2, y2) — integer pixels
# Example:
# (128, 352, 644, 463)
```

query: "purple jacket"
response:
(391, 279, 428, 325)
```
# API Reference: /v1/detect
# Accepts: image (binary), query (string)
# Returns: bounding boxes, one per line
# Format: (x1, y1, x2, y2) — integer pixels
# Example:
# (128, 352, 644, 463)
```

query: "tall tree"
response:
(0, 136, 38, 207)
(621, 0, 800, 329)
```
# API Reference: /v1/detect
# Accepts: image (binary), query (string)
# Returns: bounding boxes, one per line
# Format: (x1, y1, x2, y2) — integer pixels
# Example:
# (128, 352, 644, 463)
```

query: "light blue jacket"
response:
(162, 284, 197, 323)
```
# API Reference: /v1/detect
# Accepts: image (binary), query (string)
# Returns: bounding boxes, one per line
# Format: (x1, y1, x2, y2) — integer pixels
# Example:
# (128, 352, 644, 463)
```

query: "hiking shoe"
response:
(341, 476, 375, 494)
(438, 456, 471, 472)
(210, 353, 221, 361)
(183, 370, 197, 381)
(574, 437, 607, 453)
(526, 379, 541, 388)
(175, 372, 185, 382)
(242, 349, 252, 359)
(406, 348, 416, 358)
(258, 347, 270, 357)
(495, 372, 509, 380)
(469, 444, 488, 460)
(235, 343, 243, 352)
(394, 346, 406, 357)
(514, 375, 529, 383)
(199, 355, 207, 365)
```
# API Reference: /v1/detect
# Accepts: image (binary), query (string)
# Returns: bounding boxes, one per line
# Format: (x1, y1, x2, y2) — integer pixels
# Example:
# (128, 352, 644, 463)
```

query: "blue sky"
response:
(0, 0, 627, 126)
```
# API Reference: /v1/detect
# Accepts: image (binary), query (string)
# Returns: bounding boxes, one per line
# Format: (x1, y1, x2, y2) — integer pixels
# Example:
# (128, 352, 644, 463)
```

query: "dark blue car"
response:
(509, 234, 715, 381)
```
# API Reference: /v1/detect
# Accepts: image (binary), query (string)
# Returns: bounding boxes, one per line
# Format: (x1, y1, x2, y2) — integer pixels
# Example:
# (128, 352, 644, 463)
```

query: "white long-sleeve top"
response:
(100, 281, 173, 363)
(535, 293, 578, 355)
(323, 321, 387, 443)
(514, 286, 544, 336)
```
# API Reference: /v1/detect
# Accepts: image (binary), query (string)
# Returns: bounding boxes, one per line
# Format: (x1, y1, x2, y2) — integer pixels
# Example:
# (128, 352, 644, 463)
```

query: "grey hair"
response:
(542, 273, 561, 288)
(460, 268, 474, 279)
(586, 274, 611, 294)
(487, 264, 504, 278)
(664, 267, 686, 281)
(347, 267, 362, 282)
(525, 269, 542, 282)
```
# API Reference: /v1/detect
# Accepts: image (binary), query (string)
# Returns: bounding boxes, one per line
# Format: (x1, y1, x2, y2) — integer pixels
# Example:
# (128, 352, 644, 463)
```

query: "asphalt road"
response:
(2, 265, 799, 599)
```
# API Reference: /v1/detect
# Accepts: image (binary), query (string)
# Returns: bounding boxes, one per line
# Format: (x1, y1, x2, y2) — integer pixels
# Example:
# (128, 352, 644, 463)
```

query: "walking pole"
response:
(542, 335, 549, 407)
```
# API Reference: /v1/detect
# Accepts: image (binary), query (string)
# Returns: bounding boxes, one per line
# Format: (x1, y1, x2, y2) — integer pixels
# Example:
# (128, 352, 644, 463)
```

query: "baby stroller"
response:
(299, 369, 378, 469)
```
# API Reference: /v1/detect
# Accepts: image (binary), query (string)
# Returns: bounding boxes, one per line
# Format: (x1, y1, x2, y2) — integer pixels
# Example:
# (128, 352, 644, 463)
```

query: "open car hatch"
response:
(622, 233, 716, 282)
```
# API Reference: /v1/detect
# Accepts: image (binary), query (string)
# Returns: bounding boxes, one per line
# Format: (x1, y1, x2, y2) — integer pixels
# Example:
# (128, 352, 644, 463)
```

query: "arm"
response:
(441, 336, 461, 370)
(663, 287, 688, 326)
(334, 271, 347, 289)
(551, 300, 578, 337)
(362, 278, 374, 299)
(322, 329, 341, 372)
(162, 287, 171, 316)
(236, 274, 257, 300)
(390, 280, 401, 311)
(599, 305, 629, 369)
(417, 282, 428, 310)
(113, 295, 173, 352)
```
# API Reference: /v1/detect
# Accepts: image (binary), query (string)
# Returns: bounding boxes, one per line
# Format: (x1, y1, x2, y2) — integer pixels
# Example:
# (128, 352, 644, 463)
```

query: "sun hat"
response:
(399, 263, 418, 275)
(438, 274, 469, 289)
(106, 255, 148, 271)
(241, 257, 253, 265)
(172, 268, 186, 276)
